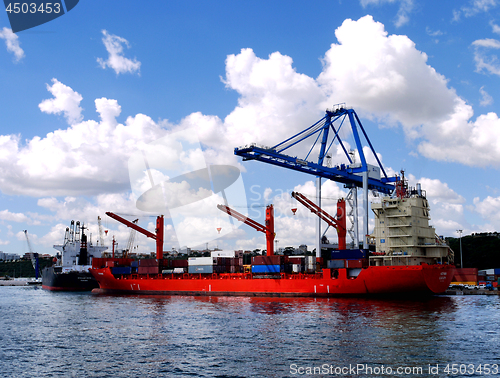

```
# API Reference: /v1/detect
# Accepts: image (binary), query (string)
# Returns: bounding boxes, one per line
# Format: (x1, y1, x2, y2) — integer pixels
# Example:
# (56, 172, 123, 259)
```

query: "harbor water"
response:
(1, 287, 499, 377)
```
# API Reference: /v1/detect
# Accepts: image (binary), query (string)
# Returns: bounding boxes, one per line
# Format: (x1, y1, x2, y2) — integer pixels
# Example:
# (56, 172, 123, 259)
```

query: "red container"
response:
(345, 259, 367, 268)
(106, 260, 116, 268)
(138, 266, 159, 274)
(452, 274, 477, 281)
(454, 268, 478, 275)
(170, 259, 188, 268)
(252, 255, 283, 265)
(139, 259, 159, 267)
(288, 257, 304, 265)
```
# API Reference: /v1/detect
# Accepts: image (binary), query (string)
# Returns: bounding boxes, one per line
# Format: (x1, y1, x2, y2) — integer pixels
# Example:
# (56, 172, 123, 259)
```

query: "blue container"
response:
(251, 264, 280, 273)
(111, 266, 132, 275)
(330, 249, 367, 260)
(327, 259, 345, 269)
(494, 268, 500, 275)
(188, 265, 214, 274)
(131, 261, 139, 268)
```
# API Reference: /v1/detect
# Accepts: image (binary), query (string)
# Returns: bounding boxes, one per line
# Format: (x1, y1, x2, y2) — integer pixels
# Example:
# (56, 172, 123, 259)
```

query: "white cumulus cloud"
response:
(97, 30, 141, 75)
(38, 79, 84, 125)
(0, 27, 24, 62)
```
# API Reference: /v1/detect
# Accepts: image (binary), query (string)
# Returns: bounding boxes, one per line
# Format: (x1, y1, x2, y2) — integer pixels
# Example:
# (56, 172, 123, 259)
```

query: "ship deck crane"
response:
(124, 219, 139, 258)
(217, 204, 275, 256)
(23, 230, 41, 279)
(234, 105, 399, 255)
(105, 212, 164, 260)
(291, 191, 347, 250)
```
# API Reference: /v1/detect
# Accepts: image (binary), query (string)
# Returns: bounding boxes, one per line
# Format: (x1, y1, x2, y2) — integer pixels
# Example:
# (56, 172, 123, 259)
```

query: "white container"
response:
(188, 256, 214, 266)
(173, 268, 185, 274)
(210, 250, 235, 258)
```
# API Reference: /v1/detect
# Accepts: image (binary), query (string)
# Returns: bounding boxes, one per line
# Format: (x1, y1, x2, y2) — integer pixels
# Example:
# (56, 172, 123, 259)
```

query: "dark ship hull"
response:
(42, 266, 98, 291)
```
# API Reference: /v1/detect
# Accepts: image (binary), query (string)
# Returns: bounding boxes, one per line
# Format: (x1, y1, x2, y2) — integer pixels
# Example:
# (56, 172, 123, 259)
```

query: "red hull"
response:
(91, 264, 455, 297)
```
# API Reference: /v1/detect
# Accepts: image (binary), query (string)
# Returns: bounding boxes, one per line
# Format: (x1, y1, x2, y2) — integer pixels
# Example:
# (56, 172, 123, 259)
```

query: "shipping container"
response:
(452, 274, 478, 282)
(211, 250, 236, 258)
(138, 266, 159, 274)
(331, 249, 367, 260)
(327, 259, 345, 269)
(252, 255, 283, 265)
(495, 268, 500, 275)
(170, 259, 188, 268)
(288, 257, 304, 265)
(454, 268, 478, 275)
(173, 268, 185, 274)
(139, 259, 159, 267)
(292, 264, 302, 273)
(188, 257, 214, 266)
(345, 259, 367, 268)
(251, 264, 281, 273)
(229, 266, 243, 273)
(111, 266, 132, 275)
(188, 265, 214, 274)
(131, 260, 139, 268)
(162, 269, 174, 274)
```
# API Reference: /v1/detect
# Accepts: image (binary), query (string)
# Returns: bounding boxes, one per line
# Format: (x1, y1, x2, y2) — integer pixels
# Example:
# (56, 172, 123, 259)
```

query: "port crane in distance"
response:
(24, 230, 41, 279)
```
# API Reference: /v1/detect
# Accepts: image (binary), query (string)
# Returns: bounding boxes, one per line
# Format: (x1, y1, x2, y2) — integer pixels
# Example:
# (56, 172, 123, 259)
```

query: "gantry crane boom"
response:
(234, 107, 398, 194)
(217, 204, 275, 256)
(105, 212, 164, 260)
(234, 105, 399, 253)
(291, 192, 347, 250)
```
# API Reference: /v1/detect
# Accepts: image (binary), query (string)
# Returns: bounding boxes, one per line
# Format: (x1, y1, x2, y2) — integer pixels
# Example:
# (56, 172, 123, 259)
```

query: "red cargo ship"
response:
(90, 200, 455, 297)
(91, 263, 454, 296)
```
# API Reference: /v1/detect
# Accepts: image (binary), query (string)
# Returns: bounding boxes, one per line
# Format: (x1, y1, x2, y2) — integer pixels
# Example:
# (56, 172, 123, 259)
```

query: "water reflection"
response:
(6, 288, 498, 377)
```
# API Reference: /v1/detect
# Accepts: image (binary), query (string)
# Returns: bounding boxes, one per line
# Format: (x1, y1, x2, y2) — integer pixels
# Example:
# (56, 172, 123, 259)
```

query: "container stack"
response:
(451, 268, 478, 285)
(188, 257, 214, 274)
(327, 249, 368, 271)
(215, 257, 243, 273)
(161, 259, 188, 274)
(138, 259, 161, 275)
(251, 255, 284, 274)
(187, 255, 245, 274)
(288, 257, 304, 273)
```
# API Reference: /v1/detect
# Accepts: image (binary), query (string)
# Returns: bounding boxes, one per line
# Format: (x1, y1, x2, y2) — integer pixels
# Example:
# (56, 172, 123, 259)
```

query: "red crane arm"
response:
(106, 212, 156, 239)
(291, 191, 346, 250)
(216, 205, 267, 233)
(217, 204, 275, 256)
(105, 212, 164, 260)
(291, 192, 343, 230)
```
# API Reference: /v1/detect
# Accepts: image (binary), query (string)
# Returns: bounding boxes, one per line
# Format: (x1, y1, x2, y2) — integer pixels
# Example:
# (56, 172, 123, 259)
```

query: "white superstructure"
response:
(370, 179, 452, 266)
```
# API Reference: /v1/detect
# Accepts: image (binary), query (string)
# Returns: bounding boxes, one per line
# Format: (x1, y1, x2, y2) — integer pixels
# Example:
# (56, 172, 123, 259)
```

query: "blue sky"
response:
(1, 0, 500, 256)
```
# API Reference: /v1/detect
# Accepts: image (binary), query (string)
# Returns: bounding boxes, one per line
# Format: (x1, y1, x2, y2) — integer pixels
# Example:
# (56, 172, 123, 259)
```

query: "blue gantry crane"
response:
(234, 104, 399, 256)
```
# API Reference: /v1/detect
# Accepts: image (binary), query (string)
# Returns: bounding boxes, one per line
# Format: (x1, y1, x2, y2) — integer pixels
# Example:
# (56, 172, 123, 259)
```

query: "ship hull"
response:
(91, 264, 455, 297)
(42, 266, 99, 291)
